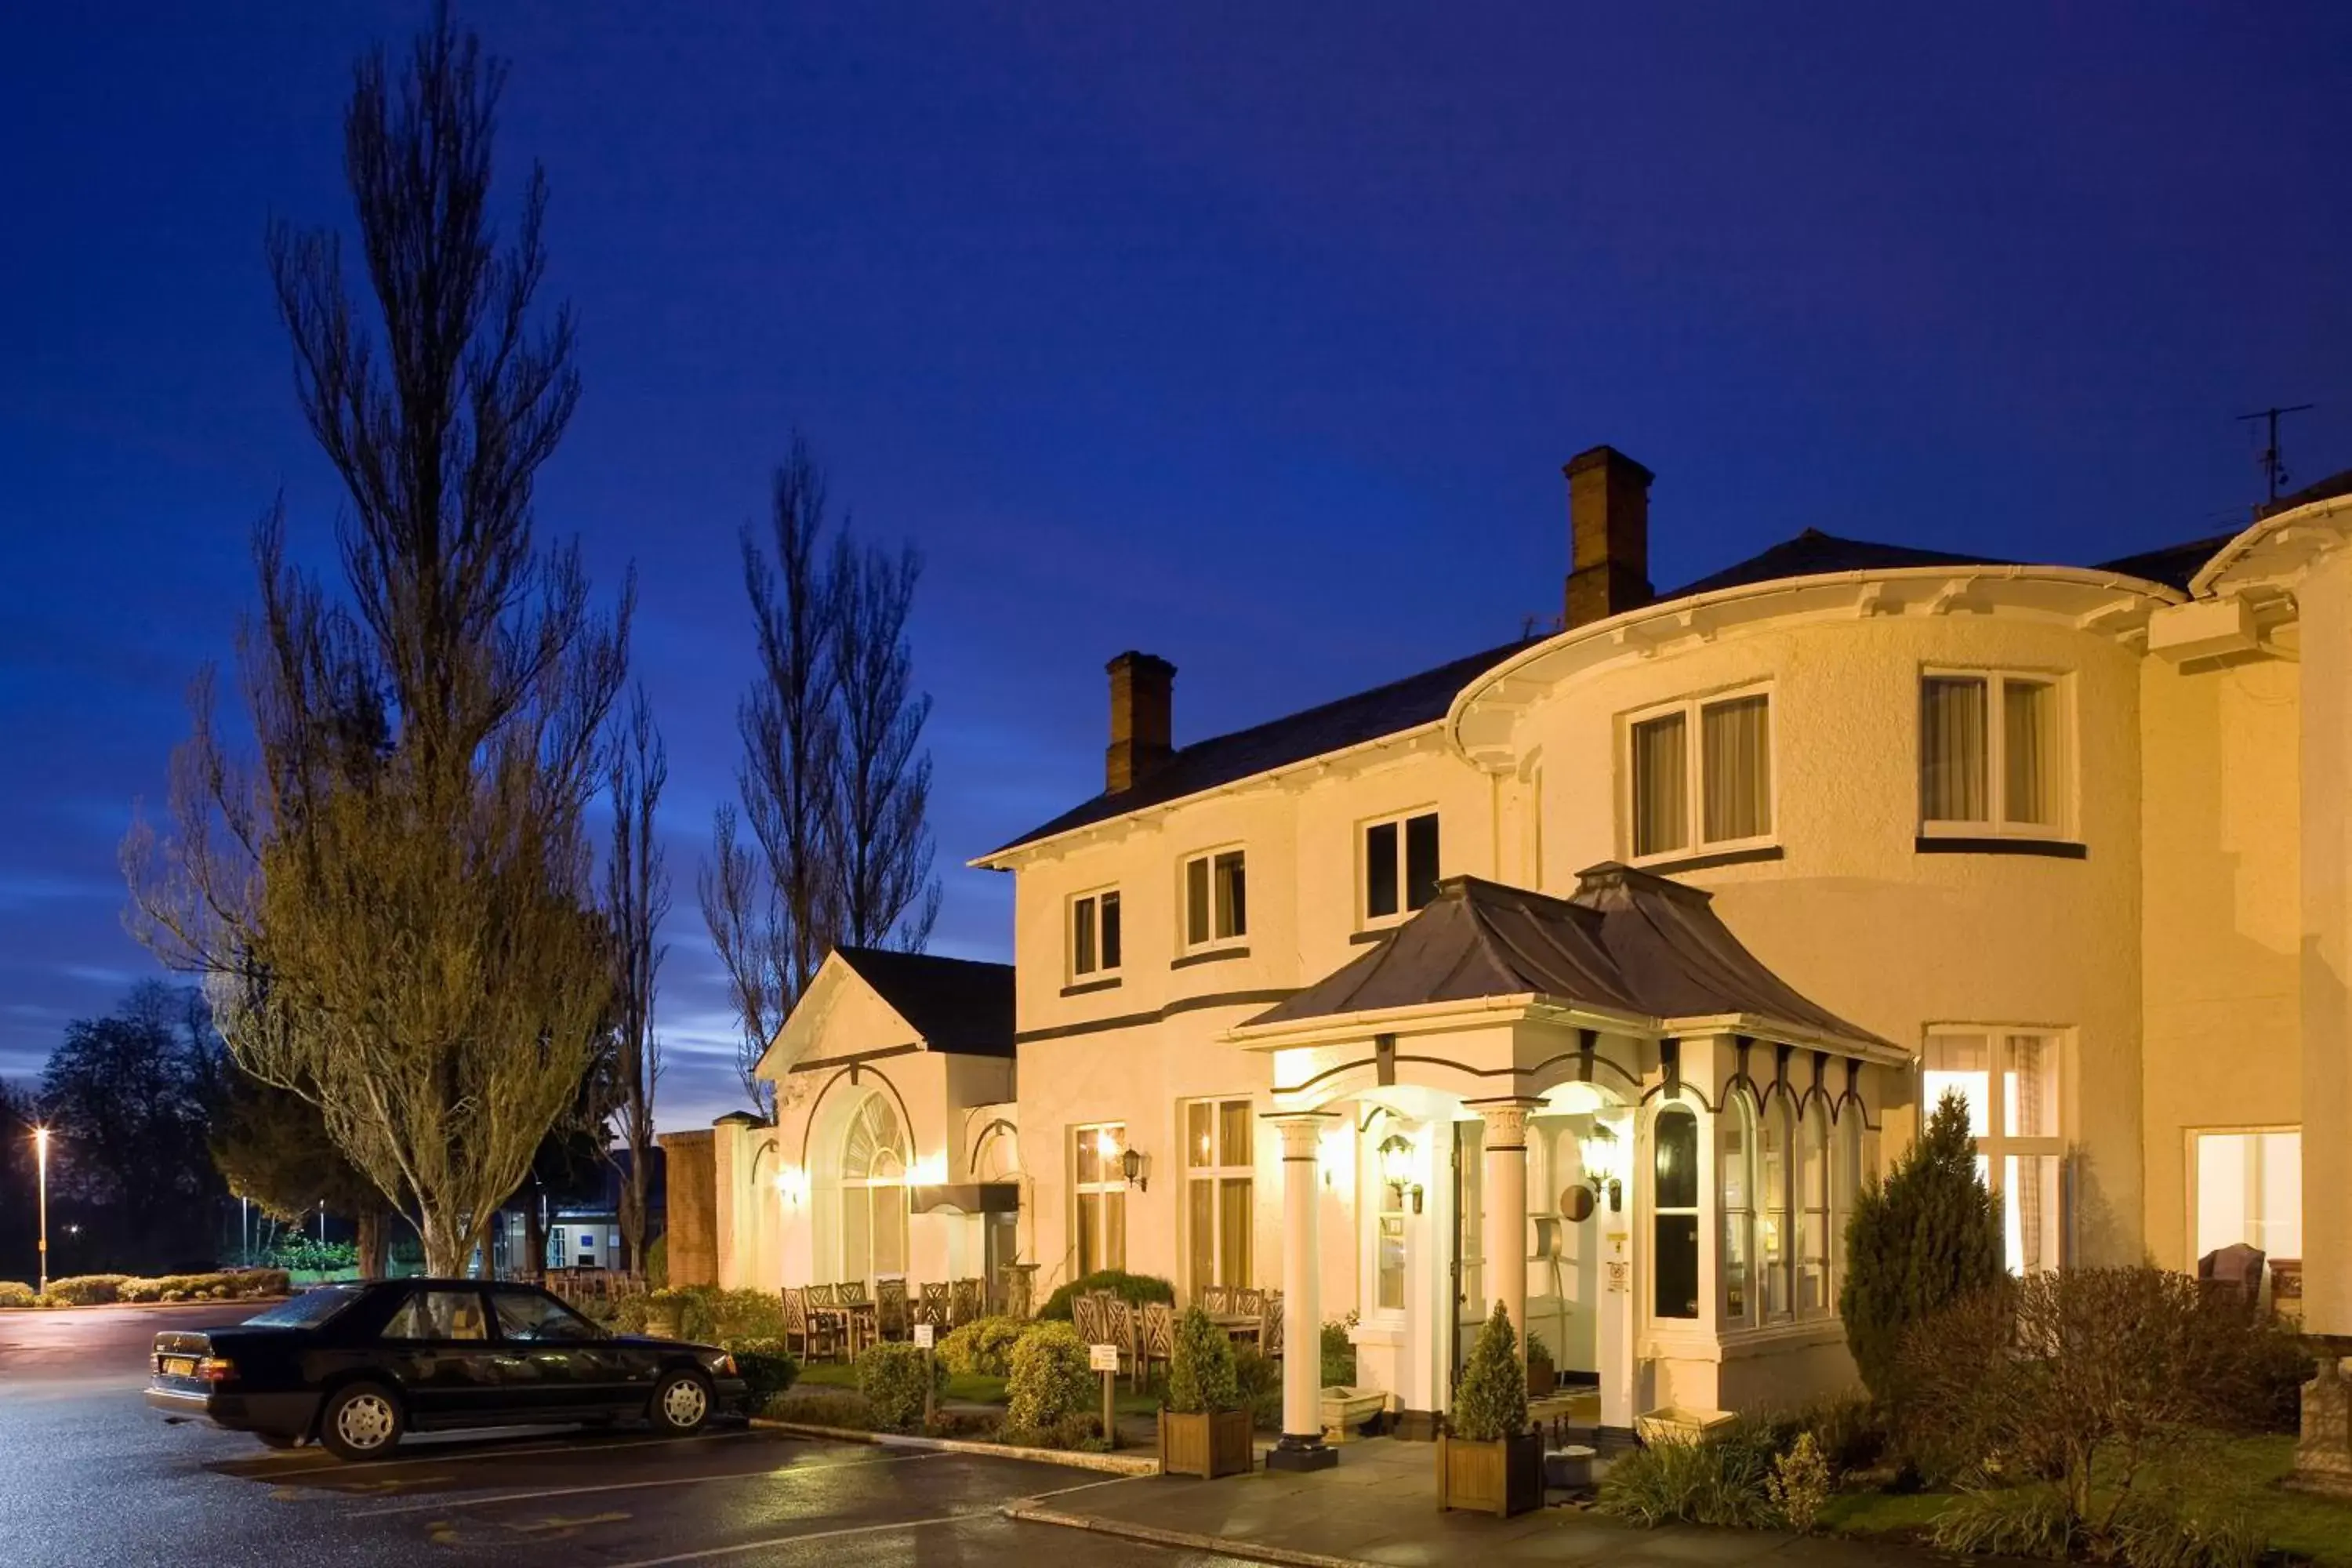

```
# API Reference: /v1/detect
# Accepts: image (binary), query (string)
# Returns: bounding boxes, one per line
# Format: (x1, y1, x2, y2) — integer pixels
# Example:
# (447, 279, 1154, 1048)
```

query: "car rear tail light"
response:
(195, 1357, 237, 1383)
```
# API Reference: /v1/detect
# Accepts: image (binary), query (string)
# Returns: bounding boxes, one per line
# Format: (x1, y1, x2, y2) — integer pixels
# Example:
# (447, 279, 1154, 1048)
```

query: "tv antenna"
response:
(2237, 403, 2314, 506)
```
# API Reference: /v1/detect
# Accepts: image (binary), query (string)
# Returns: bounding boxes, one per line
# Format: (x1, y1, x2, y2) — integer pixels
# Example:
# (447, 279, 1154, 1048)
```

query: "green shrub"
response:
(856, 1341, 946, 1432)
(632, 1284, 786, 1344)
(1005, 1321, 1094, 1429)
(1036, 1269, 1174, 1321)
(938, 1315, 1027, 1378)
(644, 1233, 668, 1290)
(1450, 1302, 1526, 1443)
(724, 1338, 799, 1405)
(1766, 1432, 1833, 1534)
(1595, 1419, 1783, 1530)
(1841, 1091, 2003, 1407)
(768, 1391, 875, 1429)
(0, 1280, 37, 1308)
(1001, 1412, 1112, 1452)
(1167, 1306, 1240, 1414)
(1929, 1484, 2076, 1560)
(1789, 1394, 1883, 1475)
(43, 1274, 130, 1306)
(2108, 1491, 2264, 1568)
(1320, 1319, 1357, 1388)
(1526, 1328, 1555, 1397)
(1234, 1345, 1282, 1431)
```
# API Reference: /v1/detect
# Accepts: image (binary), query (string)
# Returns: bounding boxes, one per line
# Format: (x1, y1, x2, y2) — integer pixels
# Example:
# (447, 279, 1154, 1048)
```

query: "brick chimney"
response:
(1563, 445, 1655, 629)
(1105, 651, 1176, 794)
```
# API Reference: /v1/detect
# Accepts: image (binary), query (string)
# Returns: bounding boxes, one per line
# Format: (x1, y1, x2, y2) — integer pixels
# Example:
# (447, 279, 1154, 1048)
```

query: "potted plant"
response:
(1438, 1303, 1544, 1516)
(1160, 1305, 1253, 1478)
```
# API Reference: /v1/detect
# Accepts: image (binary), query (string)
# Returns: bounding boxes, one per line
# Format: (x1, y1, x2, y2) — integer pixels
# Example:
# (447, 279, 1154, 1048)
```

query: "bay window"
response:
(1653, 1105, 1700, 1319)
(1629, 690, 1773, 861)
(1760, 1092, 1792, 1319)
(1797, 1098, 1831, 1317)
(1921, 671, 2065, 836)
(1720, 1090, 1758, 1327)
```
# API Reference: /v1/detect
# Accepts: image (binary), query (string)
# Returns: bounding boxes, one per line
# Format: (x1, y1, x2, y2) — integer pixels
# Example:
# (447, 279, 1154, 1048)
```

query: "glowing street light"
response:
(33, 1126, 51, 1297)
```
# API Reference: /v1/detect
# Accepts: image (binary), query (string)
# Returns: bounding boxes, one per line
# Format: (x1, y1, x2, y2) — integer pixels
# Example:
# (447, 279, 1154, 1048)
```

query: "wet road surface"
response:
(0, 1303, 1248, 1568)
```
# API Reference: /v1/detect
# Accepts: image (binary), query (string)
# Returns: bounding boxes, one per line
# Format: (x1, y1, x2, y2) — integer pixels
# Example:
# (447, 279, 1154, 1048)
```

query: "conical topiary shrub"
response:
(1451, 1301, 1527, 1443)
(1167, 1305, 1240, 1414)
(1838, 1089, 2004, 1406)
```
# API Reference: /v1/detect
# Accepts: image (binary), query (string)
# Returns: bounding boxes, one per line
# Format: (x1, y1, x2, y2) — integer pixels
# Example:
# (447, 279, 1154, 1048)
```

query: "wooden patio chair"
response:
(1198, 1284, 1235, 1317)
(782, 1287, 840, 1363)
(916, 1282, 952, 1329)
(1071, 1290, 1107, 1354)
(877, 1277, 909, 1341)
(1138, 1301, 1176, 1388)
(1260, 1292, 1283, 1360)
(949, 1277, 984, 1328)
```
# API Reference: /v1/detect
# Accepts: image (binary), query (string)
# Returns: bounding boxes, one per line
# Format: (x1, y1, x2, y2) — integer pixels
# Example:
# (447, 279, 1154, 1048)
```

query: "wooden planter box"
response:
(1436, 1428, 1545, 1517)
(1159, 1407, 1254, 1479)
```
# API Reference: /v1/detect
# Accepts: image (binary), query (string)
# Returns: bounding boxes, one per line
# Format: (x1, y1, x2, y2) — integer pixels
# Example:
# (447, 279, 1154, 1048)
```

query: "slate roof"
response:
(2093, 533, 2240, 593)
(833, 946, 1015, 1057)
(1247, 867, 1890, 1051)
(1664, 528, 2012, 598)
(985, 637, 1539, 856)
(2260, 465, 2352, 518)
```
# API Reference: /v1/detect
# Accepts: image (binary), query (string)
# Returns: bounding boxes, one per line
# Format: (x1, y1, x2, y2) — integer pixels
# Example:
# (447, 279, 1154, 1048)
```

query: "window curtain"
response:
(1921, 677, 1987, 822)
(1702, 695, 1771, 842)
(2004, 681, 2055, 826)
(1632, 713, 1688, 856)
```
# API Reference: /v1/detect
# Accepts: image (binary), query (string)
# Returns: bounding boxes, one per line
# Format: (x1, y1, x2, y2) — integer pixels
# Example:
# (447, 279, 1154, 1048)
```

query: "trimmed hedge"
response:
(1036, 1269, 1174, 1322)
(724, 1337, 800, 1406)
(34, 1269, 290, 1308)
(1005, 1321, 1094, 1429)
(857, 1341, 947, 1432)
(0, 1280, 38, 1308)
(768, 1390, 875, 1429)
(42, 1275, 132, 1306)
(937, 1314, 1027, 1378)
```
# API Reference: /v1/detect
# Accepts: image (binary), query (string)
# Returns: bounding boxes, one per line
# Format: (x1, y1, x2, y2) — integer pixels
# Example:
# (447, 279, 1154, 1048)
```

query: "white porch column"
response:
(1471, 1098, 1541, 1356)
(1267, 1111, 1340, 1472)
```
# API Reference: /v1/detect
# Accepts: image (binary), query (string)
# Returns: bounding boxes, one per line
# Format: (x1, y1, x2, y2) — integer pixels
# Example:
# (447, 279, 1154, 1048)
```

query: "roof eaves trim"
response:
(2188, 493, 2352, 598)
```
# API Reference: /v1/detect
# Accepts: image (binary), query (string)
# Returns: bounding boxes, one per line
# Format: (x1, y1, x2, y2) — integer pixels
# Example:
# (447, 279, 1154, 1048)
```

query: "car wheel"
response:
(650, 1369, 713, 1436)
(253, 1431, 302, 1450)
(318, 1382, 405, 1462)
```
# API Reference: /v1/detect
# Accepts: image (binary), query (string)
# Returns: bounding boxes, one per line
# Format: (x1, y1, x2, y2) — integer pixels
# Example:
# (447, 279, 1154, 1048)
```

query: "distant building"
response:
(689, 445, 2352, 1439)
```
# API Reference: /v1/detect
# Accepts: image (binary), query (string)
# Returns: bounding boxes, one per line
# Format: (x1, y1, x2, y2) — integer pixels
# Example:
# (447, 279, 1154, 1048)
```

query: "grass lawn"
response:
(789, 1361, 1162, 1416)
(1822, 1435, 2352, 1566)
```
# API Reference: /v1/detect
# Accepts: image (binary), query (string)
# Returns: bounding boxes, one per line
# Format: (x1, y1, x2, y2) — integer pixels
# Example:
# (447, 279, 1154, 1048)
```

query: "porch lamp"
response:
(1578, 1124, 1624, 1214)
(1119, 1145, 1149, 1192)
(1377, 1134, 1422, 1214)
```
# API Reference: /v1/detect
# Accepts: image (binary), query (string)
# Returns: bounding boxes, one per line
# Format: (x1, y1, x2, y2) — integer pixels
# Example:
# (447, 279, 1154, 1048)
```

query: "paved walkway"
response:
(1011, 1436, 1943, 1568)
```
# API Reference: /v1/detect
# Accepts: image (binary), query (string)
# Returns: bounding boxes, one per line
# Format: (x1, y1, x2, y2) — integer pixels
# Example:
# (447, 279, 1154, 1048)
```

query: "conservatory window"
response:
(1653, 1105, 1700, 1320)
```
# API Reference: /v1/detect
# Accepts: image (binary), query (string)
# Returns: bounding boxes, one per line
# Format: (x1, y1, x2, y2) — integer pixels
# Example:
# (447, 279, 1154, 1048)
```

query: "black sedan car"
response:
(147, 1278, 750, 1461)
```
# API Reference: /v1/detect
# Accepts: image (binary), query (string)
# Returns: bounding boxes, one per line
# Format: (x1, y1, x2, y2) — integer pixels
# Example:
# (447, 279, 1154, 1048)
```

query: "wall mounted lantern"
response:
(1377, 1133, 1423, 1214)
(1120, 1145, 1149, 1192)
(772, 1164, 811, 1208)
(1578, 1124, 1624, 1214)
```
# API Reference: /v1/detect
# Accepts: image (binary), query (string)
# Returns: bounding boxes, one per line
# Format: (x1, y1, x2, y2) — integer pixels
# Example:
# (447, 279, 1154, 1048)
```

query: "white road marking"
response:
(606, 1508, 995, 1566)
(246, 1425, 764, 1479)
(349, 1447, 943, 1517)
(1018, 1472, 1151, 1503)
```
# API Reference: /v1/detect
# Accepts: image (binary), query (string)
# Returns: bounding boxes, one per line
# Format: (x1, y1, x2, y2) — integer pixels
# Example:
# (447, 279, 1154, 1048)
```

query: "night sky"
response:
(5, 3, 2348, 1131)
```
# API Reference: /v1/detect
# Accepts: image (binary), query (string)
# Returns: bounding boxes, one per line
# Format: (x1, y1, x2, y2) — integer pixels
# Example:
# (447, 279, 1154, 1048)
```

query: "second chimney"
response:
(1105, 651, 1176, 794)
(1564, 445, 1655, 629)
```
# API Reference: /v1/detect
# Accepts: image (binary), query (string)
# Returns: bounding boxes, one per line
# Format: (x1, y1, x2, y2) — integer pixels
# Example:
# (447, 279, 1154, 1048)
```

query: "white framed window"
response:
(1183, 1098, 1254, 1295)
(1069, 887, 1122, 980)
(1924, 1030, 2066, 1272)
(1796, 1098, 1831, 1318)
(1759, 1091, 1792, 1319)
(1181, 847, 1247, 951)
(1363, 811, 1441, 925)
(1719, 1089, 1758, 1328)
(1628, 689, 1773, 861)
(1652, 1104, 1701, 1320)
(2193, 1127, 2301, 1263)
(1073, 1122, 1128, 1276)
(1920, 670, 2067, 837)
(840, 1094, 909, 1285)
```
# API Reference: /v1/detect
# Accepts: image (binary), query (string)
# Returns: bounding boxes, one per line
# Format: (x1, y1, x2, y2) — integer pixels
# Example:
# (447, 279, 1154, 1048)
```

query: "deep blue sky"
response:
(5, 3, 2348, 1131)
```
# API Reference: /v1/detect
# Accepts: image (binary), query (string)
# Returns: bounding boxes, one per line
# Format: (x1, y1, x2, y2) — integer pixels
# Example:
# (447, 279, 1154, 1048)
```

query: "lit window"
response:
(2194, 1129, 2300, 1263)
(1759, 1092, 1792, 1319)
(1181, 848, 1247, 949)
(1796, 1098, 1830, 1318)
(1183, 1099, 1254, 1295)
(1921, 672, 2064, 834)
(1070, 887, 1122, 979)
(1923, 1032, 2065, 1272)
(1629, 691, 1773, 860)
(1363, 811, 1441, 923)
(1073, 1122, 1127, 1276)
(1720, 1090, 1758, 1328)
(841, 1094, 909, 1284)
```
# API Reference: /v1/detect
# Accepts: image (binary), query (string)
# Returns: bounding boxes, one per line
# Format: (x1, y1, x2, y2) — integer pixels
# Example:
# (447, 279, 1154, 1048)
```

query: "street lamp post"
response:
(34, 1126, 51, 1297)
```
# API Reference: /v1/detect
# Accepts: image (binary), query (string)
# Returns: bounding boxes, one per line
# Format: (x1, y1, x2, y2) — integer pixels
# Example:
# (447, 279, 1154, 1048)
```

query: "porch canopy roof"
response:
(1239, 864, 1894, 1058)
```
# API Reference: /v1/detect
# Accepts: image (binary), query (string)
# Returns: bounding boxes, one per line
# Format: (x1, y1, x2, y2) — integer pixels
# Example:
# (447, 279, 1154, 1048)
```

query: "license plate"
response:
(162, 1356, 196, 1377)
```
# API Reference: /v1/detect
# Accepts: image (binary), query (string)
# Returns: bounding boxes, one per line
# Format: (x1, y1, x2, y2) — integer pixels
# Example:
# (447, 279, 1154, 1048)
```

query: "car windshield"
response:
(241, 1284, 365, 1329)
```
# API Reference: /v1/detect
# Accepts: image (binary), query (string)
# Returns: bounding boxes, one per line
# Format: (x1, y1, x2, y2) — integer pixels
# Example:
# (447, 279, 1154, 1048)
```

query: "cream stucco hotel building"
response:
(675, 445, 2352, 1450)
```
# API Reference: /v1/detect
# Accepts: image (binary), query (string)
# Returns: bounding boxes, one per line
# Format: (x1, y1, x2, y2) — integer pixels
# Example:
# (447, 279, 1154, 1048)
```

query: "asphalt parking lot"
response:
(0, 1303, 1249, 1568)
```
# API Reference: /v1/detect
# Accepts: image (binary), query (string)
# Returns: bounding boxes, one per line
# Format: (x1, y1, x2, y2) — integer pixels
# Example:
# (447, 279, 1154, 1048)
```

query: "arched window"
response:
(1833, 1102, 1864, 1310)
(840, 1094, 909, 1284)
(1719, 1090, 1759, 1328)
(1798, 1095, 1831, 1317)
(1653, 1104, 1700, 1320)
(1761, 1091, 1792, 1319)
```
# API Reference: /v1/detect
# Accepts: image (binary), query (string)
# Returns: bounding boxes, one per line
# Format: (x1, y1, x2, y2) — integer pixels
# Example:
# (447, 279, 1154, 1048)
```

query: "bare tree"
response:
(701, 437, 939, 1116)
(606, 684, 668, 1276)
(124, 8, 629, 1276)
